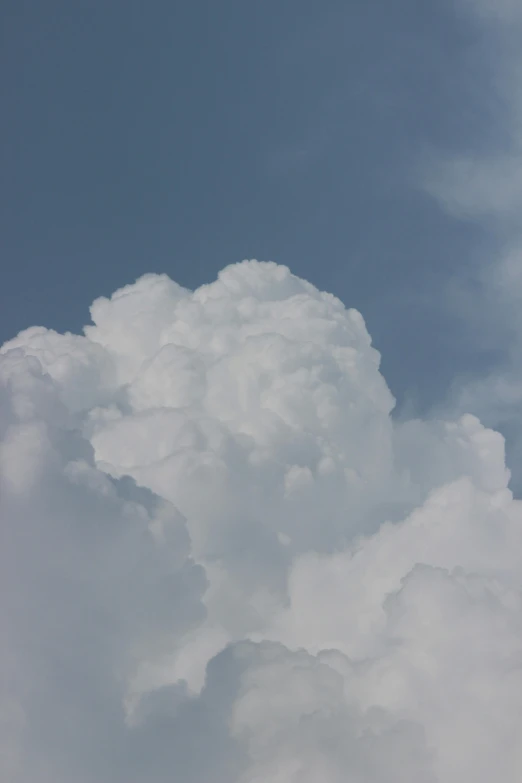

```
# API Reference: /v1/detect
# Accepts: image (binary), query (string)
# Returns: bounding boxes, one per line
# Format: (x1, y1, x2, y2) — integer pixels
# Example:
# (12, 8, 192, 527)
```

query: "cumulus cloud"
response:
(2, 260, 522, 781)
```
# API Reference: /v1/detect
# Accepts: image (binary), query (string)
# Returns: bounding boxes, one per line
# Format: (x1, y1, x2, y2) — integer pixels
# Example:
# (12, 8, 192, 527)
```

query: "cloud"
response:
(418, 1, 522, 491)
(2, 260, 522, 781)
(457, 0, 522, 23)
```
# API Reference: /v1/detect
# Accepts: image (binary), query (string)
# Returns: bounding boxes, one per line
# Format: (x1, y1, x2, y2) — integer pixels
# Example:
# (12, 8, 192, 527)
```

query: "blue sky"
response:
(0, 0, 511, 409)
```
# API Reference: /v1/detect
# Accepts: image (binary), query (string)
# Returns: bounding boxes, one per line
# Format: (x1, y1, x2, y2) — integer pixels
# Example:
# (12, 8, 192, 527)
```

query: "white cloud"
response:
(2, 260, 522, 781)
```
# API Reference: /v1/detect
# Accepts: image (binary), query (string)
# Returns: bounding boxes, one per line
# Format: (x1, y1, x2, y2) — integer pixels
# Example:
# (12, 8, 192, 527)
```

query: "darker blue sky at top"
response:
(1, 0, 498, 407)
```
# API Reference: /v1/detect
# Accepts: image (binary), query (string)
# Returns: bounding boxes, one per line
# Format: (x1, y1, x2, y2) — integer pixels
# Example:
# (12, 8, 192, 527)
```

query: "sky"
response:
(1, 0, 503, 407)
(3, 2, 522, 782)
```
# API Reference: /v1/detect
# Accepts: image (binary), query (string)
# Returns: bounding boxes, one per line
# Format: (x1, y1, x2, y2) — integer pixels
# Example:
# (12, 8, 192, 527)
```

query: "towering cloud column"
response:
(2, 261, 521, 782)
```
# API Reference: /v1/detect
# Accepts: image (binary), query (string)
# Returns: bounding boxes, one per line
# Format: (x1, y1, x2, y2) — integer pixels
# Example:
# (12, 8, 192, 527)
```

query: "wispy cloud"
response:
(420, 1, 522, 489)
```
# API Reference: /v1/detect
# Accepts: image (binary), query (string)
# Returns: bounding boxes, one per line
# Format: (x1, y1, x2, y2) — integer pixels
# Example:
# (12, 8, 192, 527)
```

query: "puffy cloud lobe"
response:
(0, 350, 206, 782)
(2, 260, 522, 781)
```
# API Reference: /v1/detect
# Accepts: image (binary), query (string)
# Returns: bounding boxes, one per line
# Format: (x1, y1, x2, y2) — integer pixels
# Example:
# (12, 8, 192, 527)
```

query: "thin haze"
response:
(2, 2, 522, 782)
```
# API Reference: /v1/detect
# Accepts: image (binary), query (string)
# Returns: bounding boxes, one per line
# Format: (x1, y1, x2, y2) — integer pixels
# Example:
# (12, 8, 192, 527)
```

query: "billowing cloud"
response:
(2, 260, 522, 781)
